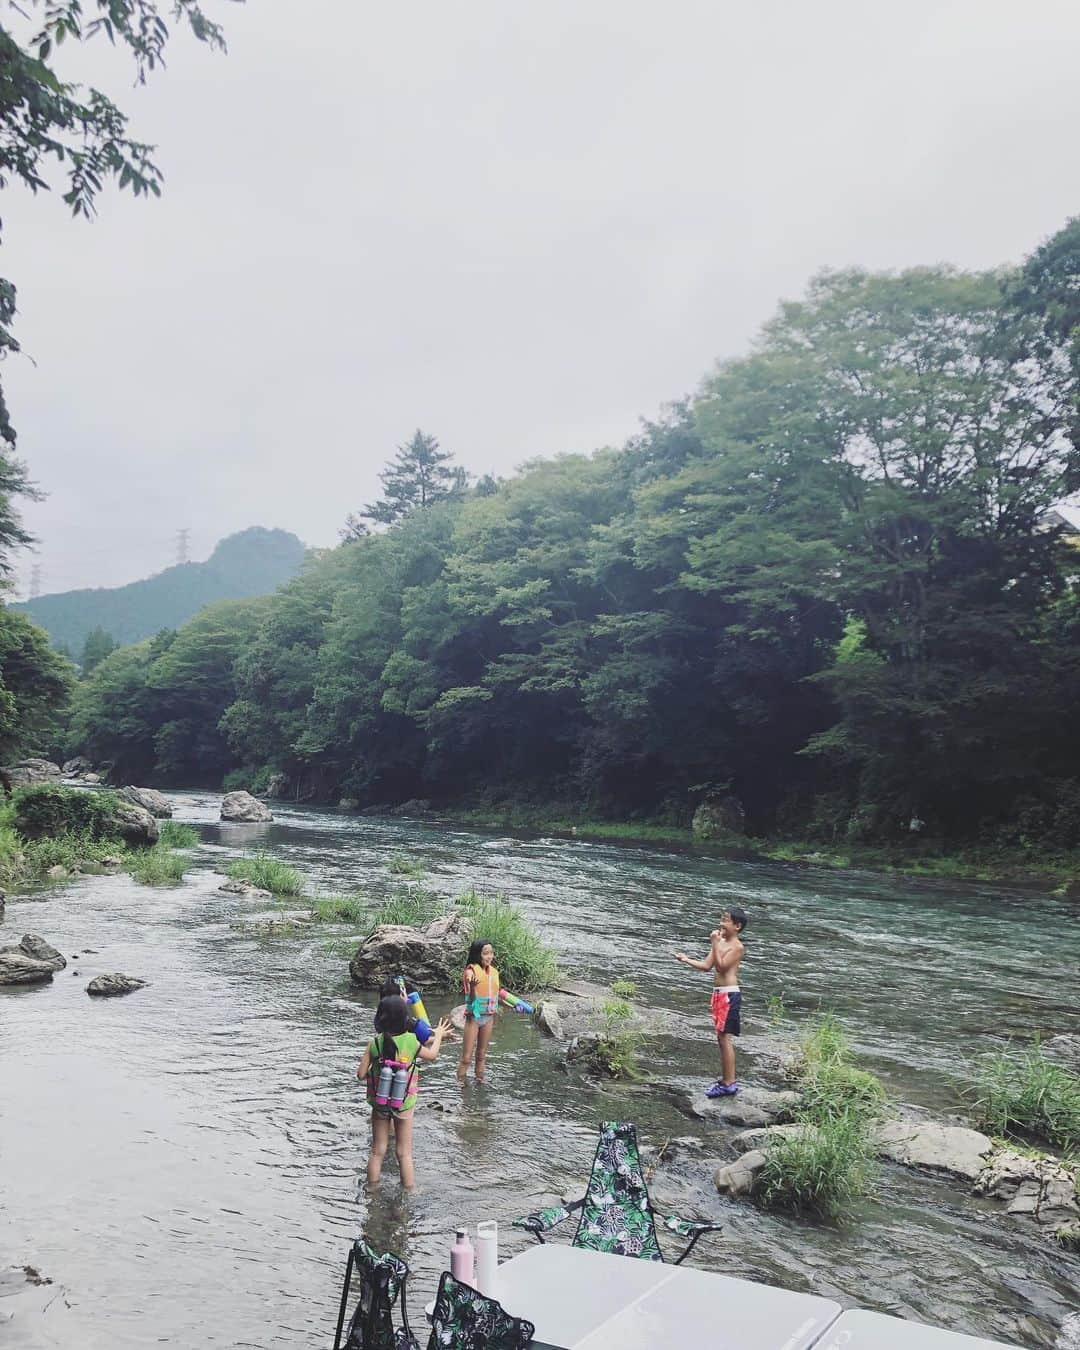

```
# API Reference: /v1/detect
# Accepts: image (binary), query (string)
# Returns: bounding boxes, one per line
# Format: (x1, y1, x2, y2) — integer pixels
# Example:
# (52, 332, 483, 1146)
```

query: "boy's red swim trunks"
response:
(710, 988, 742, 1036)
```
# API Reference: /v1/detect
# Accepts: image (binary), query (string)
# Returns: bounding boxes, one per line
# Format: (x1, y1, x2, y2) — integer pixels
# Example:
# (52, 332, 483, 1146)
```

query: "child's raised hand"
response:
(674, 952, 688, 964)
(435, 1017, 452, 1036)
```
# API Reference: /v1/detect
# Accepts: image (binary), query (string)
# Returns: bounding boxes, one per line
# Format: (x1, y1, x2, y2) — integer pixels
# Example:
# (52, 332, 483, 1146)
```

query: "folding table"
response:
(810, 1309, 1022, 1350)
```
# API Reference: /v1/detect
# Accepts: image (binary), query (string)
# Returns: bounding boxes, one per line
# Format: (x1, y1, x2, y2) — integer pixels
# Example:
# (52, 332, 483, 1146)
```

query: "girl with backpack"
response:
(357, 995, 450, 1188)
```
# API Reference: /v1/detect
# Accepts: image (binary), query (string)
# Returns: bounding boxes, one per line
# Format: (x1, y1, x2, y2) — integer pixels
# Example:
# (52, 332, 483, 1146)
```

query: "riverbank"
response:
(438, 802, 1080, 889)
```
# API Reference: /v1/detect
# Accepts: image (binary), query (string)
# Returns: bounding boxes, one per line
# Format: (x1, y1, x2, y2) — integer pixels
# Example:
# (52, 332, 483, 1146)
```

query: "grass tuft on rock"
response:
(128, 845, 188, 885)
(454, 888, 559, 992)
(611, 978, 637, 998)
(386, 853, 426, 878)
(310, 894, 369, 924)
(757, 1013, 884, 1220)
(226, 855, 304, 897)
(159, 821, 199, 849)
(971, 1041, 1080, 1152)
(757, 1110, 876, 1220)
(371, 887, 443, 927)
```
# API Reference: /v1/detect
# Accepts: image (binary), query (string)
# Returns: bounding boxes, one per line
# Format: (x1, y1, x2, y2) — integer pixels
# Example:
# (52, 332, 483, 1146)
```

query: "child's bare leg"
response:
(457, 1019, 478, 1083)
(719, 1033, 736, 1085)
(367, 1113, 390, 1183)
(475, 1020, 495, 1082)
(393, 1113, 416, 1189)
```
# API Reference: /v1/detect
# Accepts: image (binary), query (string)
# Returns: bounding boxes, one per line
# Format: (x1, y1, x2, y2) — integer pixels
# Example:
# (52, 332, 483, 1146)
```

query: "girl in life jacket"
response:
(456, 938, 533, 1085)
(357, 995, 450, 1188)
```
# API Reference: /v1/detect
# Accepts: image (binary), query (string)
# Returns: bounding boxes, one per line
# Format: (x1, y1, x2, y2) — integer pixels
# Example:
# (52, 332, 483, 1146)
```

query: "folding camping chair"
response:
(425, 1270, 534, 1350)
(514, 1120, 723, 1264)
(333, 1237, 418, 1350)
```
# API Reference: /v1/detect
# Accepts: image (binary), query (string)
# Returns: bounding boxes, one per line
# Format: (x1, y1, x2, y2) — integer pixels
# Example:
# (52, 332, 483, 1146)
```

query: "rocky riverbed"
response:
(2, 791, 1078, 1348)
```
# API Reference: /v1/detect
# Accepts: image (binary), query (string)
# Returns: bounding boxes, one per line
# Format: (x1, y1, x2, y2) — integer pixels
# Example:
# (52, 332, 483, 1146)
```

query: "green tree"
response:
(353, 430, 467, 529)
(80, 625, 117, 674)
(0, 607, 74, 759)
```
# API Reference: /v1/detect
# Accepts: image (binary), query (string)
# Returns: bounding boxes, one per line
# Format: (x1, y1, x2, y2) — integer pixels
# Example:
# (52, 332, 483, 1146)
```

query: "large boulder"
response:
(3, 758, 62, 787)
(62, 756, 93, 776)
(0, 942, 57, 985)
(875, 1119, 993, 1181)
(119, 786, 173, 818)
(16, 935, 66, 971)
(349, 912, 468, 989)
(109, 799, 160, 846)
(87, 973, 147, 997)
(691, 796, 746, 841)
(220, 791, 273, 823)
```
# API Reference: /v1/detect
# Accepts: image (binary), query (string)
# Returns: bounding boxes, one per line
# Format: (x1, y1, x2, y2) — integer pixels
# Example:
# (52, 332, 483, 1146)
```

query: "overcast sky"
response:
(6, 0, 1080, 596)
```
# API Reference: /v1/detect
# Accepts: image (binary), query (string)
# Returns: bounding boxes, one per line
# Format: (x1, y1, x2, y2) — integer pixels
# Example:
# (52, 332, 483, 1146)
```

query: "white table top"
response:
(811, 1309, 1022, 1350)
(489, 1246, 842, 1350)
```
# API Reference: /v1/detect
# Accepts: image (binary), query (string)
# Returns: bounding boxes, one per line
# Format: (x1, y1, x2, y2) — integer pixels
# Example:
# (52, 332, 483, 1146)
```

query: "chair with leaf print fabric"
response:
(426, 1271, 535, 1350)
(513, 1120, 723, 1265)
(333, 1237, 419, 1350)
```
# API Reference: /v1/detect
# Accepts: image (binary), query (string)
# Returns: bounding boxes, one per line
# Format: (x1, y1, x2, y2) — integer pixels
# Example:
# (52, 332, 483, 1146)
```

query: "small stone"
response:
(534, 1002, 564, 1039)
(729, 1123, 814, 1154)
(45, 865, 68, 880)
(714, 1149, 767, 1196)
(87, 973, 147, 997)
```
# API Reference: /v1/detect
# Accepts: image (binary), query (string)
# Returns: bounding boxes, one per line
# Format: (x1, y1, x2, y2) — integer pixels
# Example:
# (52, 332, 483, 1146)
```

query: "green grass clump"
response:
(971, 1041, 1080, 1152)
(371, 888, 443, 927)
(1054, 1221, 1080, 1251)
(756, 1012, 885, 1221)
(454, 888, 559, 992)
(386, 853, 426, 878)
(226, 855, 304, 896)
(757, 1111, 876, 1220)
(159, 821, 199, 848)
(611, 978, 637, 998)
(128, 846, 188, 884)
(22, 831, 126, 875)
(310, 894, 369, 924)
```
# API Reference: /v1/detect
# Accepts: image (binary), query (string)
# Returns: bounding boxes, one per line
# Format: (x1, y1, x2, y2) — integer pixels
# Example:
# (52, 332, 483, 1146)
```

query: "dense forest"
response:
(15, 527, 305, 653)
(18, 218, 1080, 846)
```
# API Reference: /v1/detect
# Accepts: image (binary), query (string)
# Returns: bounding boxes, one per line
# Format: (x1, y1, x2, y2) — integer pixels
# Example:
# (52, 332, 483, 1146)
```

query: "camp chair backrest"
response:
(338, 1239, 416, 1350)
(571, 1120, 663, 1261)
(426, 1270, 535, 1350)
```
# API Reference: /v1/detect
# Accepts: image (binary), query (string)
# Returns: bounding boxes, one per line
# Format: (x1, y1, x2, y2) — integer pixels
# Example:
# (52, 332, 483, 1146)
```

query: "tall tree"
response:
(354, 430, 467, 529)
(80, 625, 117, 674)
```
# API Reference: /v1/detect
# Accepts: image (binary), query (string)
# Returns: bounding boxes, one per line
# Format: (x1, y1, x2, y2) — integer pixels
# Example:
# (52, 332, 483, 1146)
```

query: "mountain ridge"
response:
(14, 526, 306, 653)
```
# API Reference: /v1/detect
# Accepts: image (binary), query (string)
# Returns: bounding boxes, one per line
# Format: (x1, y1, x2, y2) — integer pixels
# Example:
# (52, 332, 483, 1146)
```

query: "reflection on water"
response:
(1, 795, 1078, 1348)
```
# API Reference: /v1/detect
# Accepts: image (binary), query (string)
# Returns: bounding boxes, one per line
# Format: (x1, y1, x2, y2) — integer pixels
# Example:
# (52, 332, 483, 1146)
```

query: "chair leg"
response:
(333, 1248, 355, 1350)
(673, 1230, 707, 1266)
(399, 1274, 414, 1347)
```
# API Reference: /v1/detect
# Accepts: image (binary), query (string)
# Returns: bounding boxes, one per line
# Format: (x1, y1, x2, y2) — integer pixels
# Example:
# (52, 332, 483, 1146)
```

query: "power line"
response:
(175, 528, 190, 566)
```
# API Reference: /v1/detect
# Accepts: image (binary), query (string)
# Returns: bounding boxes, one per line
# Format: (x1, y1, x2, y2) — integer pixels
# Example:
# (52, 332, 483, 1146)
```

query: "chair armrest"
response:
(659, 1215, 724, 1237)
(514, 1198, 583, 1235)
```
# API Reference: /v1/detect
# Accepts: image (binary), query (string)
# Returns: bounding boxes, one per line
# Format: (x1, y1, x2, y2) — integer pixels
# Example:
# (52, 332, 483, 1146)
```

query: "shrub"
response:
(225, 855, 304, 896)
(971, 1041, 1080, 1152)
(159, 821, 199, 848)
(611, 978, 637, 998)
(371, 888, 443, 927)
(453, 889, 559, 991)
(222, 765, 275, 796)
(757, 1110, 875, 1220)
(386, 853, 426, 878)
(310, 894, 369, 924)
(13, 785, 123, 842)
(128, 846, 188, 884)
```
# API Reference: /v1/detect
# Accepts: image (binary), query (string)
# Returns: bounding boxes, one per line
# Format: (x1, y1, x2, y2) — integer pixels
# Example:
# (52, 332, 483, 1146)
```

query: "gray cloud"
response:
(7, 0, 1080, 593)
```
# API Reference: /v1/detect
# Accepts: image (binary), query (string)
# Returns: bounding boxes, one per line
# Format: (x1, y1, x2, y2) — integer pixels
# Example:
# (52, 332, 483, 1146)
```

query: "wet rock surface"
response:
(672, 1081, 800, 1126)
(86, 973, 147, 997)
(16, 935, 67, 972)
(976, 1149, 1080, 1226)
(120, 785, 173, 818)
(875, 1119, 994, 1181)
(349, 912, 468, 988)
(220, 790, 273, 823)
(109, 799, 160, 846)
(218, 878, 273, 899)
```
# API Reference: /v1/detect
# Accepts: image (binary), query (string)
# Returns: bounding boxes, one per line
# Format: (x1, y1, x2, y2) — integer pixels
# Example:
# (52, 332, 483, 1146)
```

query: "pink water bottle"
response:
(450, 1229, 474, 1286)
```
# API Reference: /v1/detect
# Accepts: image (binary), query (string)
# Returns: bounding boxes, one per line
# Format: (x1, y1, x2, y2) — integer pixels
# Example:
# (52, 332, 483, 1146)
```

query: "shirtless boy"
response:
(674, 905, 747, 1098)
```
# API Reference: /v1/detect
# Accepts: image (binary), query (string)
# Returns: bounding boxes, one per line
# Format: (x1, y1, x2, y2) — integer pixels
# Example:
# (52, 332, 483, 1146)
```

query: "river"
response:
(2, 795, 1078, 1347)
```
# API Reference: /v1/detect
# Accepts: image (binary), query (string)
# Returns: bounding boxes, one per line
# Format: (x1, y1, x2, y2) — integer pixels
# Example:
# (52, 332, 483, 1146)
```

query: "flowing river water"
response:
(2, 795, 1079, 1348)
